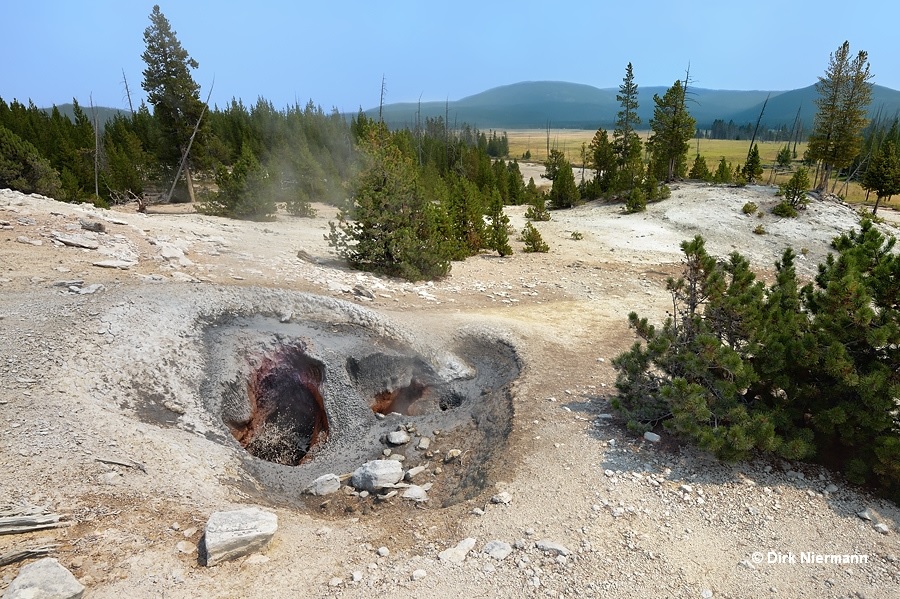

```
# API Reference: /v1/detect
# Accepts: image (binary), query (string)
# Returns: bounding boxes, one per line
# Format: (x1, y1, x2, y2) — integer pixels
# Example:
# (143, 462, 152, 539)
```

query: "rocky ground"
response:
(0, 182, 898, 599)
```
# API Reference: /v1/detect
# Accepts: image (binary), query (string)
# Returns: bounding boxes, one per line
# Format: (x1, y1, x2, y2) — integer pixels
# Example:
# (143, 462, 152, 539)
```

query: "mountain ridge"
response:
(367, 80, 900, 131)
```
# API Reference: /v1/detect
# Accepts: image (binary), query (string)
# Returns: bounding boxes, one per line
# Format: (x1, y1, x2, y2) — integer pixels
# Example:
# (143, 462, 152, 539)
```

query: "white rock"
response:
(304, 473, 341, 496)
(483, 540, 513, 560)
(491, 491, 512, 505)
(3, 557, 84, 599)
(405, 465, 426, 481)
(643, 431, 661, 443)
(351, 460, 404, 492)
(203, 507, 278, 566)
(176, 540, 197, 554)
(377, 546, 390, 557)
(439, 538, 477, 564)
(416, 437, 431, 450)
(874, 523, 890, 535)
(387, 430, 411, 445)
(402, 485, 429, 502)
(411, 568, 427, 581)
(535, 539, 570, 556)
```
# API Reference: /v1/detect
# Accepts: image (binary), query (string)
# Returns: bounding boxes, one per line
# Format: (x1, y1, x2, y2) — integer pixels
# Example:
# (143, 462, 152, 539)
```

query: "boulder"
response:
(203, 507, 278, 566)
(304, 473, 341, 496)
(2, 557, 84, 599)
(350, 460, 404, 493)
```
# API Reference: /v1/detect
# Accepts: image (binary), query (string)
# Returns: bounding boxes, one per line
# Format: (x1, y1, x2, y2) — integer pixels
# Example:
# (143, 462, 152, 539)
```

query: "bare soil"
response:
(1, 182, 899, 598)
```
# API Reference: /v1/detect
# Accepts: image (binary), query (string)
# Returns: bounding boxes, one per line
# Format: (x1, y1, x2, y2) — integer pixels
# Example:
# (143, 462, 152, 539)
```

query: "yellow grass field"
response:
(506, 129, 879, 207)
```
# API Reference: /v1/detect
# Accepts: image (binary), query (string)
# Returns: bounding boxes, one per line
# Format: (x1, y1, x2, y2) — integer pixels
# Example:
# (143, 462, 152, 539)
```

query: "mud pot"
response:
(200, 309, 521, 507)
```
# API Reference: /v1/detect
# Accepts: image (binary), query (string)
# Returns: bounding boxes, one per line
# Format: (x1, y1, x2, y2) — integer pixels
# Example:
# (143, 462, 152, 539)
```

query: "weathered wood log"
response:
(0, 513, 63, 535)
(0, 545, 56, 567)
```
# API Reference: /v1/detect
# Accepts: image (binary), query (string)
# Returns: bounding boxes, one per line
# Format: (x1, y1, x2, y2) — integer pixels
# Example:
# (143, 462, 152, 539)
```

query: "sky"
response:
(2, 1, 898, 113)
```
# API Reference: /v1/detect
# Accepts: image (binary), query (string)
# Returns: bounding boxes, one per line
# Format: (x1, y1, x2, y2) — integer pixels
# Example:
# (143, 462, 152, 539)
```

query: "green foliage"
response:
(588, 128, 616, 193)
(861, 138, 900, 214)
(780, 167, 811, 208)
(613, 225, 900, 501)
(742, 143, 763, 182)
(753, 224, 766, 235)
(613, 63, 644, 190)
(648, 79, 696, 182)
(689, 153, 710, 180)
(520, 222, 549, 253)
(713, 157, 732, 184)
(808, 41, 873, 190)
(772, 201, 798, 217)
(486, 189, 513, 256)
(524, 189, 551, 221)
(198, 147, 277, 220)
(570, 231, 583, 241)
(326, 131, 453, 280)
(0, 125, 61, 197)
(742, 201, 758, 214)
(624, 187, 646, 213)
(543, 149, 580, 209)
(776, 145, 793, 168)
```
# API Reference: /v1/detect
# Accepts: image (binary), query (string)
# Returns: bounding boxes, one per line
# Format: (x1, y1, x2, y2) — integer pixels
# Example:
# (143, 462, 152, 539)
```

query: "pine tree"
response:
(613, 63, 643, 191)
(742, 143, 763, 182)
(0, 125, 62, 196)
(520, 222, 549, 253)
(543, 149, 580, 208)
(861, 138, 900, 214)
(648, 79, 696, 182)
(807, 41, 873, 192)
(486, 189, 513, 256)
(141, 5, 207, 202)
(588, 128, 616, 192)
(327, 130, 453, 280)
(689, 153, 710, 180)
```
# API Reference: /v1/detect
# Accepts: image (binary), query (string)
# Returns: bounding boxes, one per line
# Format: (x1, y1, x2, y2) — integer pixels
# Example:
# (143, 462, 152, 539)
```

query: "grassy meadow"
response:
(506, 129, 879, 206)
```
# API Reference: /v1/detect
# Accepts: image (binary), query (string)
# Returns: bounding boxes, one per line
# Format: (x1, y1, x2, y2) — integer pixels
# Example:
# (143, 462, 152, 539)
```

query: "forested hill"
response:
(368, 81, 900, 130)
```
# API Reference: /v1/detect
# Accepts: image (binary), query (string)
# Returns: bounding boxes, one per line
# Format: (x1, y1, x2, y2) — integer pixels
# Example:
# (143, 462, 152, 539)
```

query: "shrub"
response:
(612, 222, 900, 502)
(624, 187, 646, 213)
(753, 225, 766, 235)
(742, 201, 758, 215)
(780, 167, 810, 208)
(773, 201, 798, 218)
(570, 231, 583, 241)
(521, 222, 549, 253)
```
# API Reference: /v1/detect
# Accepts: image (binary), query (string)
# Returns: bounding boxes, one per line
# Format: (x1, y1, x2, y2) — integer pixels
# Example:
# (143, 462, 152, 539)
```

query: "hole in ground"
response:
(226, 345, 329, 466)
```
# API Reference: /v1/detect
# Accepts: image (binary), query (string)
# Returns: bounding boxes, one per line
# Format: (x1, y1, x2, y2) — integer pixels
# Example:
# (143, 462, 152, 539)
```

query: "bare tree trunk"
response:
(122, 69, 135, 115)
(747, 94, 770, 161)
(90, 93, 99, 198)
(872, 195, 883, 214)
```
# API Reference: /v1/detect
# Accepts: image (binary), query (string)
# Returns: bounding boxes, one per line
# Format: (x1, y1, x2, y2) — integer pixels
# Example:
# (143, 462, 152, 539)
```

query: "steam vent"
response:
(202, 311, 520, 506)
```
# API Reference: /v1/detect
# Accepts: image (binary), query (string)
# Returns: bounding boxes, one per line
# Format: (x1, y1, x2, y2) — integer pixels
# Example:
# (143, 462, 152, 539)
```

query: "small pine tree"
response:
(713, 157, 732, 184)
(486, 189, 513, 256)
(520, 222, 549, 253)
(689, 153, 710, 180)
(624, 186, 646, 213)
(780, 167, 811, 208)
(742, 143, 763, 182)
(776, 145, 793, 168)
(544, 149, 580, 209)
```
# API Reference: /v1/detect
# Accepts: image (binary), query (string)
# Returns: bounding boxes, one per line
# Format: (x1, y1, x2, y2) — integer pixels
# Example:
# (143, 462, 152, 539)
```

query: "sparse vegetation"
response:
(742, 201, 758, 214)
(521, 222, 549, 253)
(753, 224, 766, 234)
(570, 231, 583, 241)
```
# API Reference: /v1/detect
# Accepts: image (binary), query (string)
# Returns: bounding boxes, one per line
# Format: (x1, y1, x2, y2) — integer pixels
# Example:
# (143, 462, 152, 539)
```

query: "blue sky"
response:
(3, 1, 897, 112)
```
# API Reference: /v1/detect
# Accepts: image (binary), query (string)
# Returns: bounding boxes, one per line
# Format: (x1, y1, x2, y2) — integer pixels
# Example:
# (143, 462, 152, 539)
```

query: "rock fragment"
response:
(350, 460, 404, 493)
(2, 557, 84, 599)
(438, 537, 477, 564)
(304, 473, 341, 496)
(203, 507, 278, 566)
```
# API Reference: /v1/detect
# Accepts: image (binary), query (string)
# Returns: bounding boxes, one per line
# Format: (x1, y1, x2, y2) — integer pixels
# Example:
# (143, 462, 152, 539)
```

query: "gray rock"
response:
(304, 473, 341, 496)
(405, 465, 426, 481)
(203, 507, 278, 566)
(535, 539, 570, 556)
(16, 236, 42, 246)
(78, 283, 105, 295)
(93, 259, 136, 270)
(350, 460, 404, 492)
(491, 491, 512, 505)
(79, 219, 105, 233)
(416, 437, 431, 450)
(401, 485, 428, 502)
(387, 430, 411, 445)
(643, 431, 661, 443)
(2, 557, 84, 599)
(439, 537, 476, 564)
(443, 448, 462, 462)
(857, 509, 873, 521)
(353, 284, 375, 299)
(53, 233, 99, 250)
(483, 540, 513, 560)
(874, 523, 890, 535)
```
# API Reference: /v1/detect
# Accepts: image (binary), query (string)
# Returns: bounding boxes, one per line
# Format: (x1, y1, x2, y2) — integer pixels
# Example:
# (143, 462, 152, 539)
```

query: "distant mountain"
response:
(43, 103, 129, 129)
(368, 81, 900, 131)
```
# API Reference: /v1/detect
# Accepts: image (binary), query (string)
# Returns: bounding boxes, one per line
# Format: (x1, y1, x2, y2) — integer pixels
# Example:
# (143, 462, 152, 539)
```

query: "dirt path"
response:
(0, 184, 898, 598)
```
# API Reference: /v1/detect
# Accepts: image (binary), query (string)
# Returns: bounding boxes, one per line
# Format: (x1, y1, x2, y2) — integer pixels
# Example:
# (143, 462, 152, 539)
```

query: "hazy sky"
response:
(3, 1, 897, 112)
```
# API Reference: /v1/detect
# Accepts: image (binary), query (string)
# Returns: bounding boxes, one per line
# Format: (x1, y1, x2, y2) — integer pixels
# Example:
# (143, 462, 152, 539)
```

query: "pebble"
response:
(411, 568, 427, 581)
(491, 491, 512, 505)
(377, 546, 390, 557)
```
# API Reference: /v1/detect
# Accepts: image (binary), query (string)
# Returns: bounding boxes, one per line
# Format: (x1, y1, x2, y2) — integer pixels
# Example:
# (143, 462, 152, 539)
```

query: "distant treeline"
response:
(702, 119, 806, 142)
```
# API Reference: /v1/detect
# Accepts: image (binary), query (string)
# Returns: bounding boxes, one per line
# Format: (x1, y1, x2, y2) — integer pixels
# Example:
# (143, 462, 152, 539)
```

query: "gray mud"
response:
(200, 310, 521, 504)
